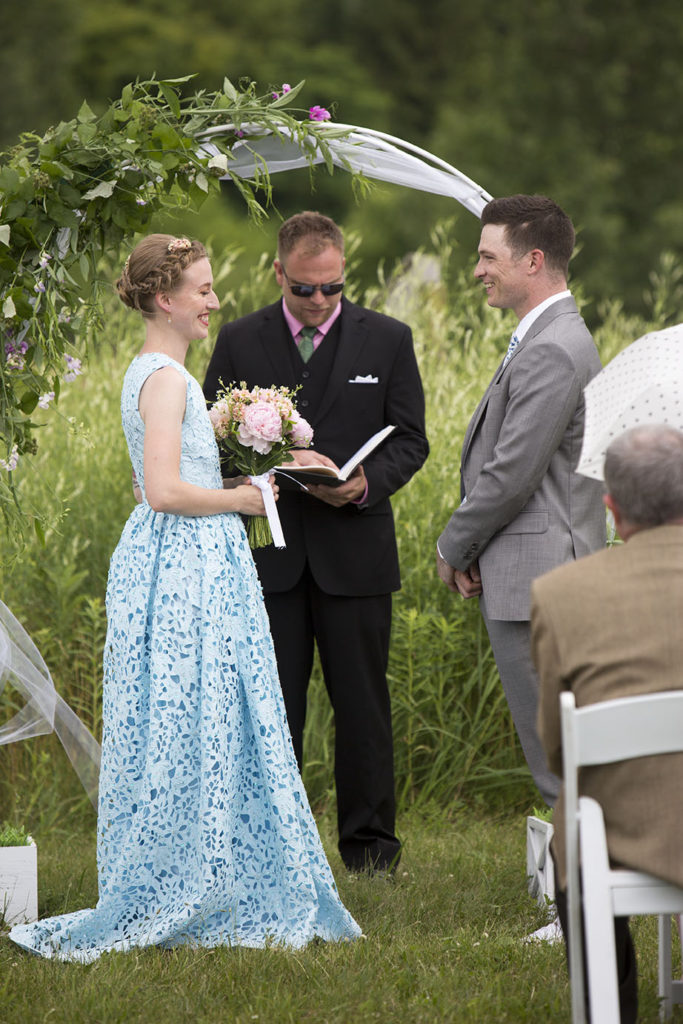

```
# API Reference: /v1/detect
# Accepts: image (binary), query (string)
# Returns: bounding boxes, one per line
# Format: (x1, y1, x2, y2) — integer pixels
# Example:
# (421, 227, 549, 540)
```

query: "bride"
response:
(9, 234, 361, 962)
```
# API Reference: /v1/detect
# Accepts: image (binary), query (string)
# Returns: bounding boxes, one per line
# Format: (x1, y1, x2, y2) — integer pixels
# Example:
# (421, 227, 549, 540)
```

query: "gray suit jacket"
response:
(532, 526, 683, 890)
(438, 297, 605, 619)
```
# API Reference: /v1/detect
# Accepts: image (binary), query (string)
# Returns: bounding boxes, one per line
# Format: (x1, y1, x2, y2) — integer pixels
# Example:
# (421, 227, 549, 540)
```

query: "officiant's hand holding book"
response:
(275, 425, 396, 491)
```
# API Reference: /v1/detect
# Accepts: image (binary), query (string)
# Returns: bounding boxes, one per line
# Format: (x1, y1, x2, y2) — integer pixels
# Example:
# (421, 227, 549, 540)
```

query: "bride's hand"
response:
(233, 482, 266, 516)
(233, 477, 279, 516)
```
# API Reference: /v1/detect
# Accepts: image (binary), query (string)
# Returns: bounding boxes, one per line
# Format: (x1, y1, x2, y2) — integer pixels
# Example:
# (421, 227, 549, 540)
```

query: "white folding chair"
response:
(561, 690, 683, 1023)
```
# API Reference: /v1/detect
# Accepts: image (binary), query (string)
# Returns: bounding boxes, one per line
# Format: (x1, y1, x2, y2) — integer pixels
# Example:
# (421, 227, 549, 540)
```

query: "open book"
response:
(275, 425, 396, 490)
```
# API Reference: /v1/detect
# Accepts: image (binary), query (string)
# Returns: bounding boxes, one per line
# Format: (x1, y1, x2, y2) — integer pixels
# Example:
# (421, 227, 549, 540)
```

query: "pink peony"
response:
(237, 400, 283, 454)
(208, 406, 224, 428)
(289, 410, 314, 447)
(208, 399, 231, 437)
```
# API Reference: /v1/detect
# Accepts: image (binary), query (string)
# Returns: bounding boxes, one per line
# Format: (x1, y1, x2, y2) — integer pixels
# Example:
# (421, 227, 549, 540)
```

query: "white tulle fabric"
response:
(200, 123, 493, 217)
(0, 601, 100, 806)
(9, 353, 360, 961)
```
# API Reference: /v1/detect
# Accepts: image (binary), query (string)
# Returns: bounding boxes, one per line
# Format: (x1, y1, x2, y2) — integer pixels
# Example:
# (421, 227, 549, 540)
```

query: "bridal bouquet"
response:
(209, 382, 314, 548)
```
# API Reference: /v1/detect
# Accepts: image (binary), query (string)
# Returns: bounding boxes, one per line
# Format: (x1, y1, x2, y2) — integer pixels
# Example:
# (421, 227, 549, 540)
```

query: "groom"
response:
(204, 211, 429, 871)
(436, 194, 606, 807)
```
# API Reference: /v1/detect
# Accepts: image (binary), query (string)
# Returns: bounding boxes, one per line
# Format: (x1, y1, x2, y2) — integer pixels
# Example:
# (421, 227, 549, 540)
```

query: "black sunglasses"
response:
(281, 265, 344, 298)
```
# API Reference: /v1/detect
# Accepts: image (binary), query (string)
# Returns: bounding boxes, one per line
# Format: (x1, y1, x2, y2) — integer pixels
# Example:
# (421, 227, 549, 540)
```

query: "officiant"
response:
(203, 211, 429, 872)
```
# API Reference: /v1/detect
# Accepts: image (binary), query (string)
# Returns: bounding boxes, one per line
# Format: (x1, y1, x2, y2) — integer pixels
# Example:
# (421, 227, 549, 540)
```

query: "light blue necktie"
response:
(503, 333, 520, 367)
(298, 326, 317, 363)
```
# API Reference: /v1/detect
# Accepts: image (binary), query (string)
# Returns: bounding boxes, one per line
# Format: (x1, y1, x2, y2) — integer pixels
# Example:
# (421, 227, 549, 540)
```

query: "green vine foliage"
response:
(0, 75, 350, 536)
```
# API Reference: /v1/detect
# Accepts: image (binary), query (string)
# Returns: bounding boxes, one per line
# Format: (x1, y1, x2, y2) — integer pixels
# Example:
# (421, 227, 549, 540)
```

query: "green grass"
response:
(0, 808, 679, 1023)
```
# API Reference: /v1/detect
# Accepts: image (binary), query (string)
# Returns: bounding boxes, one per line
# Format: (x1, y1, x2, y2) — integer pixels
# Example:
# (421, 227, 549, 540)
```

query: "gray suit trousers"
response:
(480, 593, 560, 806)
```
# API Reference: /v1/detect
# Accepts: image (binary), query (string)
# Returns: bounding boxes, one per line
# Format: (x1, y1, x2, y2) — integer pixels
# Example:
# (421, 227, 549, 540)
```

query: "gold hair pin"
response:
(167, 238, 192, 254)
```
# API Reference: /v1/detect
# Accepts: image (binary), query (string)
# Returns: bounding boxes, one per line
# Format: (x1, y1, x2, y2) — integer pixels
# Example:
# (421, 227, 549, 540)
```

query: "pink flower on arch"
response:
(273, 83, 292, 100)
(308, 105, 331, 122)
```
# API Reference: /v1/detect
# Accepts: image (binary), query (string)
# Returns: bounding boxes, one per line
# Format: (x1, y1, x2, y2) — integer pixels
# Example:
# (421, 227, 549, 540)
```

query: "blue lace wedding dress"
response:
(10, 353, 361, 962)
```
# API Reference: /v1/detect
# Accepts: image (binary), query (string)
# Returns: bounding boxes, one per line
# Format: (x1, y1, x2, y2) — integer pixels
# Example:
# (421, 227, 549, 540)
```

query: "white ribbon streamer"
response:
(199, 122, 493, 218)
(249, 472, 285, 548)
(0, 600, 101, 808)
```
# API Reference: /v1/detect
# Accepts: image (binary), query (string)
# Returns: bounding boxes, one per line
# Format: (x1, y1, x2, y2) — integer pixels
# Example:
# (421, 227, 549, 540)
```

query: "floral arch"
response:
(0, 74, 491, 532)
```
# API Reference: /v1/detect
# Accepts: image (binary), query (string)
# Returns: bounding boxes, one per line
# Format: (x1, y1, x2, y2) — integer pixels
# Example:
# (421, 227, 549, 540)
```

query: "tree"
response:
(0, 75, 349, 533)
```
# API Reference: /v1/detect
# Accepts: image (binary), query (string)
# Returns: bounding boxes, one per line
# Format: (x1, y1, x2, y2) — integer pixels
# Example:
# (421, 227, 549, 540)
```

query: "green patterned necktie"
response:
(298, 326, 317, 363)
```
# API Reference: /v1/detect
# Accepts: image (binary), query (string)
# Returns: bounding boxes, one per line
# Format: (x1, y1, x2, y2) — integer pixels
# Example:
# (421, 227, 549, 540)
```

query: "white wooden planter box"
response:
(526, 815, 555, 907)
(0, 841, 38, 926)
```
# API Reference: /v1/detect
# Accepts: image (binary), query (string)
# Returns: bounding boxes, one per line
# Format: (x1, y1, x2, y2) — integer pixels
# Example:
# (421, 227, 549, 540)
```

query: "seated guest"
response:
(531, 424, 683, 1024)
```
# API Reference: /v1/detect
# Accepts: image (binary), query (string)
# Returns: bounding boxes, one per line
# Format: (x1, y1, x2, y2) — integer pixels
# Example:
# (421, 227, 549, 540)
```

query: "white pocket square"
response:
(349, 374, 379, 384)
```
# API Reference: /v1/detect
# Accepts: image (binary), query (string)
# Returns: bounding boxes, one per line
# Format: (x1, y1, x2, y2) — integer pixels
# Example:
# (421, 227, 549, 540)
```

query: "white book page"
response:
(275, 424, 396, 487)
(339, 424, 395, 479)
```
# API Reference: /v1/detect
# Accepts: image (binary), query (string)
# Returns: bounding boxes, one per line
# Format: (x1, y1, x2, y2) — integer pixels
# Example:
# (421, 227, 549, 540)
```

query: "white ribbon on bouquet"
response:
(248, 472, 285, 548)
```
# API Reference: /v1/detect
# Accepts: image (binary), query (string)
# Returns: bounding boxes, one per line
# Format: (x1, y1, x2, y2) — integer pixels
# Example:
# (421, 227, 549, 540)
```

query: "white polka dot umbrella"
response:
(576, 323, 683, 480)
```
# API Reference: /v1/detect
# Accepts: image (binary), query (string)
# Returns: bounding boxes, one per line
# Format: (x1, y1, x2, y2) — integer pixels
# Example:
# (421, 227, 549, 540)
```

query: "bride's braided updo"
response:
(117, 234, 207, 315)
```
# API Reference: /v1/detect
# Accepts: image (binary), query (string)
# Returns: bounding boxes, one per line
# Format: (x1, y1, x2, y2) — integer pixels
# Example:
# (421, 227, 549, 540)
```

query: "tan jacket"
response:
(531, 525, 683, 890)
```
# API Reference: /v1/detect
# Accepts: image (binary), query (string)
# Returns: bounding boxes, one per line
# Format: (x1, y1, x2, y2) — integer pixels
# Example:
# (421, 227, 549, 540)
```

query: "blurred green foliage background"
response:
(3, 0, 681, 317)
(2, 0, 683, 821)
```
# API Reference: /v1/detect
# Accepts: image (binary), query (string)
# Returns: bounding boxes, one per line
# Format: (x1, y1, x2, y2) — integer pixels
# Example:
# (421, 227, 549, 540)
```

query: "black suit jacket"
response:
(203, 297, 429, 596)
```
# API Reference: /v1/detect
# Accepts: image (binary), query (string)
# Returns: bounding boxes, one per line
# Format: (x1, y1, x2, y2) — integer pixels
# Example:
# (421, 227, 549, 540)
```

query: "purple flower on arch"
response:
(308, 105, 331, 122)
(38, 391, 55, 409)
(64, 354, 83, 383)
(5, 338, 28, 371)
(0, 444, 19, 472)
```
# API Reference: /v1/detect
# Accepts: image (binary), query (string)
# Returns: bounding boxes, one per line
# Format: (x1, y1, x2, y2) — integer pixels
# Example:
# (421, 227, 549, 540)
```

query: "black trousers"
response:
(554, 857, 638, 1024)
(264, 564, 401, 871)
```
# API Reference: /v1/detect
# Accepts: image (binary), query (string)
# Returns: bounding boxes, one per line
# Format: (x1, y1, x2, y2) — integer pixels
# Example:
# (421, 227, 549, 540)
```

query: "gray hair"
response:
(604, 425, 683, 526)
